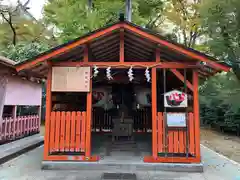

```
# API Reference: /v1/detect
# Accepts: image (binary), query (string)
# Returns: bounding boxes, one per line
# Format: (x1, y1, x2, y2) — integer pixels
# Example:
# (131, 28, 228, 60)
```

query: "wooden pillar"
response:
(151, 67, 157, 158)
(43, 64, 52, 160)
(84, 42, 92, 158)
(120, 29, 124, 62)
(193, 70, 201, 162)
(85, 69, 92, 158)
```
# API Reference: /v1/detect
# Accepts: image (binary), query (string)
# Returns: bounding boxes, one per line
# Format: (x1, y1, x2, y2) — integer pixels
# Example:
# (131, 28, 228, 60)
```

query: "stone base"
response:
(42, 160, 203, 173)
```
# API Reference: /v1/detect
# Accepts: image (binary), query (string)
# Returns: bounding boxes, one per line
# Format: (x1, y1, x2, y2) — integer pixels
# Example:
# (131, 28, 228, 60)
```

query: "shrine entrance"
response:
(91, 68, 152, 160)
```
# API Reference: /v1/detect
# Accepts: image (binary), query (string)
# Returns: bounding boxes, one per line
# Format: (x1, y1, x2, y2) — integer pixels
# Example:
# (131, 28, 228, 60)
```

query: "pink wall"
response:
(4, 76, 42, 106)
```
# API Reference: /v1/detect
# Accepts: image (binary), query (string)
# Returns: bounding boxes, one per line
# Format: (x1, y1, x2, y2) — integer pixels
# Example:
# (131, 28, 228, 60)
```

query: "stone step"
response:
(42, 160, 204, 173)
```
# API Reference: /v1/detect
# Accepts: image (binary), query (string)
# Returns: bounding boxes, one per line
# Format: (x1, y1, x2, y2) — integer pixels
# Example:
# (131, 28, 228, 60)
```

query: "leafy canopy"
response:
(43, 0, 166, 43)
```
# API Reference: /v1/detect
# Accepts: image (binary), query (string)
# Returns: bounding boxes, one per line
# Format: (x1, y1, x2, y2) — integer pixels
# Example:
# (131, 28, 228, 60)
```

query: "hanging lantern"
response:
(106, 67, 113, 80)
(128, 66, 134, 82)
(145, 67, 151, 82)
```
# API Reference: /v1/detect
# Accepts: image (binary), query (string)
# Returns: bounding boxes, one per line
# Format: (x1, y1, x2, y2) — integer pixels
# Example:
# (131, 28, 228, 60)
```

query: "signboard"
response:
(164, 90, 187, 108)
(51, 67, 90, 92)
(167, 113, 186, 127)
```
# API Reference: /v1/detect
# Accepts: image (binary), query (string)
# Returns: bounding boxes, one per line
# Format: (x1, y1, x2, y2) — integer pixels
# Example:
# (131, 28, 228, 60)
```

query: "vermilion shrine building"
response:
(15, 20, 230, 170)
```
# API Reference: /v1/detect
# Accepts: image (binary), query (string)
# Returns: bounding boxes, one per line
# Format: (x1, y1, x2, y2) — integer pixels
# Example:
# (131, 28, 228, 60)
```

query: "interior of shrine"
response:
(89, 68, 193, 159)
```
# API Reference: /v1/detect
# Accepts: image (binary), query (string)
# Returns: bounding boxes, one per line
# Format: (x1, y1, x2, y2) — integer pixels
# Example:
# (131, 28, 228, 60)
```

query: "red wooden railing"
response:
(156, 112, 196, 156)
(48, 111, 86, 154)
(0, 115, 40, 142)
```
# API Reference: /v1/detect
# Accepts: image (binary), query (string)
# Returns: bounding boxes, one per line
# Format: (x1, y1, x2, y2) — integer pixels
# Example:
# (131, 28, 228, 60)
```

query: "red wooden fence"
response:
(156, 112, 196, 156)
(0, 115, 40, 142)
(48, 111, 86, 154)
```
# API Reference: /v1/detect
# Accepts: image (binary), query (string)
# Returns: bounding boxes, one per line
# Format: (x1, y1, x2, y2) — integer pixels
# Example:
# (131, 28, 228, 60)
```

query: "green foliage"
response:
(1, 42, 49, 62)
(199, 0, 240, 77)
(200, 72, 240, 130)
(163, 0, 203, 48)
(43, 0, 166, 43)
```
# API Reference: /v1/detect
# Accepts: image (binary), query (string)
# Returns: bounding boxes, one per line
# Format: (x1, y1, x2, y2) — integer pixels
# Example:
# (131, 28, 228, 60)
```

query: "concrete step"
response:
(42, 160, 204, 173)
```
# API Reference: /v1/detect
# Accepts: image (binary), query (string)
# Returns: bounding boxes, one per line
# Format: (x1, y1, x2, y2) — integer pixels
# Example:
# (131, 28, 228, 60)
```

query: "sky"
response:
(4, 0, 47, 19)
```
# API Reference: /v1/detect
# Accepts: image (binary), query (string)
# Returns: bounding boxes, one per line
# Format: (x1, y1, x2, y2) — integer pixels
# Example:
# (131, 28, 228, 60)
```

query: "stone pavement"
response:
(0, 134, 44, 164)
(0, 145, 240, 180)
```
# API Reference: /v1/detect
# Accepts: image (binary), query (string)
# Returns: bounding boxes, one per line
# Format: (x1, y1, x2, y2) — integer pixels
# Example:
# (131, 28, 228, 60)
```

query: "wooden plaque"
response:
(51, 67, 90, 92)
(166, 113, 186, 127)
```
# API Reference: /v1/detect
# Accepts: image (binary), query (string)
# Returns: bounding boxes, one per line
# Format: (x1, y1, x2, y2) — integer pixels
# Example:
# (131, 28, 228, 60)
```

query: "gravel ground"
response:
(201, 127, 240, 163)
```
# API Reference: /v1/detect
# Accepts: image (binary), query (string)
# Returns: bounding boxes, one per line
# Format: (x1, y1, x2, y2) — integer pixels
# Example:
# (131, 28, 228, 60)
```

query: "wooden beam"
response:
(16, 24, 122, 72)
(156, 47, 160, 62)
(16, 22, 230, 73)
(122, 23, 230, 72)
(43, 63, 52, 160)
(170, 69, 193, 91)
(53, 61, 197, 69)
(83, 45, 89, 62)
(120, 29, 124, 62)
(193, 70, 201, 163)
(151, 67, 157, 158)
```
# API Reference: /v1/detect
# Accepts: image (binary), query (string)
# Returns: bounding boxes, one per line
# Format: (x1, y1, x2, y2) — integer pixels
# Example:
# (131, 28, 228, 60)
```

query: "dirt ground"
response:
(201, 127, 240, 163)
(40, 125, 240, 163)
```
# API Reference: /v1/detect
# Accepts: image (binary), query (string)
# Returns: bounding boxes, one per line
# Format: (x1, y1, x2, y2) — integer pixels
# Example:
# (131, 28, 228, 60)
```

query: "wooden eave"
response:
(15, 20, 231, 79)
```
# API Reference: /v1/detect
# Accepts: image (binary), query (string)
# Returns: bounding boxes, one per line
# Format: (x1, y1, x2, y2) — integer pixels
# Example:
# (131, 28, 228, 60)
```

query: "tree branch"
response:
(0, 11, 17, 45)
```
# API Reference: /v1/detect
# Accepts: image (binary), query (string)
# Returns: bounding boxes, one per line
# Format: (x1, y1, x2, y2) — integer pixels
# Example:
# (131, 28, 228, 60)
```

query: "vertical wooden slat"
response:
(29, 115, 32, 133)
(8, 117, 12, 138)
(38, 106, 41, 132)
(4, 118, 7, 139)
(20, 117, 23, 136)
(43, 65, 52, 160)
(178, 130, 185, 153)
(34, 115, 37, 131)
(168, 131, 174, 153)
(54, 111, 61, 152)
(59, 112, 66, 152)
(65, 111, 71, 151)
(173, 131, 179, 153)
(193, 70, 201, 161)
(120, 29, 124, 62)
(23, 116, 26, 135)
(75, 111, 81, 152)
(189, 112, 195, 155)
(152, 67, 157, 158)
(12, 106, 17, 138)
(16, 117, 19, 136)
(70, 111, 76, 152)
(81, 112, 86, 152)
(157, 112, 163, 153)
(49, 112, 56, 152)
